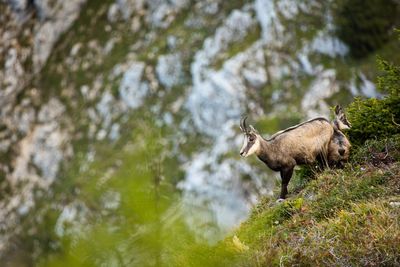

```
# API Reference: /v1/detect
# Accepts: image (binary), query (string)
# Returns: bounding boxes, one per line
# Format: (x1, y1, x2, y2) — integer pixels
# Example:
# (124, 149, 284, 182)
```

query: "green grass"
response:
(239, 135, 400, 266)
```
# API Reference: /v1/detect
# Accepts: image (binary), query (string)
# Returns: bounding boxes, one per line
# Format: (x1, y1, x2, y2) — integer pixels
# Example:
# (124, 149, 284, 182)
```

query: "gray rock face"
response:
(119, 61, 149, 109)
(180, 5, 270, 239)
(301, 69, 339, 118)
(0, 47, 25, 108)
(107, 0, 145, 22)
(107, 0, 189, 28)
(0, 96, 71, 252)
(145, 0, 190, 28)
(37, 98, 66, 122)
(0, 1, 86, 221)
(55, 201, 90, 237)
(31, 123, 69, 181)
(188, 8, 256, 137)
(95, 91, 126, 140)
(156, 53, 184, 89)
(11, 98, 70, 184)
(6, 0, 30, 15)
(33, 0, 87, 71)
(181, 42, 269, 239)
(0, 96, 70, 191)
(10, 100, 36, 135)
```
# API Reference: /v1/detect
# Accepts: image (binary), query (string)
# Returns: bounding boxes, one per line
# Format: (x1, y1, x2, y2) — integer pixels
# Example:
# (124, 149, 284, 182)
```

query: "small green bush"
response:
(333, 0, 399, 58)
(347, 58, 400, 146)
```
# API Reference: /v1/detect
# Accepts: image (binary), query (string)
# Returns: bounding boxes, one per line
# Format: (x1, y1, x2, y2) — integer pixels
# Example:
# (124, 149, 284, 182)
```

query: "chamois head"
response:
(334, 105, 351, 130)
(239, 116, 261, 157)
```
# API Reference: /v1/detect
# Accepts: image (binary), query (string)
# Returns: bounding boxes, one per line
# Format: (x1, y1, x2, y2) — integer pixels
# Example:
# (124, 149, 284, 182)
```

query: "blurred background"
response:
(0, 0, 399, 265)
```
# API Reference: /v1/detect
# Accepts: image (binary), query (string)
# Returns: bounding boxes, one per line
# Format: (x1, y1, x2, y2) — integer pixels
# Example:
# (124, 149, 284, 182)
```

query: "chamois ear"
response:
(334, 105, 351, 130)
(335, 105, 342, 116)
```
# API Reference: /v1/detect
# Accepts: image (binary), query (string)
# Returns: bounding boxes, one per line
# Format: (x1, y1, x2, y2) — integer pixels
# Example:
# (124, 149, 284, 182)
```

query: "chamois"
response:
(328, 105, 351, 168)
(239, 116, 334, 200)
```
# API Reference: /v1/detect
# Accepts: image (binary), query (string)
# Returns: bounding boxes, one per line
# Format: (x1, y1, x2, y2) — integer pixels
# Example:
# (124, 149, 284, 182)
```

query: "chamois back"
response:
(268, 118, 333, 165)
(267, 117, 330, 141)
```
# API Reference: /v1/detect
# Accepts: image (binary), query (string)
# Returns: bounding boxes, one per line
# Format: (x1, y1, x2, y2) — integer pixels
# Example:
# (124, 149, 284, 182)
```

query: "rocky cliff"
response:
(0, 0, 396, 260)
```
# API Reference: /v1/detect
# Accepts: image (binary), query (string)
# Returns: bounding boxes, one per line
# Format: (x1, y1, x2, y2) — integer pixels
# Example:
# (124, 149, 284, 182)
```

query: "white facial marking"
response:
(246, 138, 260, 156)
(338, 120, 350, 130)
(240, 135, 260, 157)
(240, 136, 248, 156)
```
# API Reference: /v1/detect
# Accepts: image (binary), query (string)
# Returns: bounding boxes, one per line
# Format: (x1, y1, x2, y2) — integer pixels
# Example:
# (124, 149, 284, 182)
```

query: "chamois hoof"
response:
(276, 198, 285, 203)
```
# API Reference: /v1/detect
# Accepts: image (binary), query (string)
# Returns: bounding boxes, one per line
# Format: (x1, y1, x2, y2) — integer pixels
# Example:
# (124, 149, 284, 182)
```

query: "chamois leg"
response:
(279, 167, 294, 200)
(316, 152, 330, 170)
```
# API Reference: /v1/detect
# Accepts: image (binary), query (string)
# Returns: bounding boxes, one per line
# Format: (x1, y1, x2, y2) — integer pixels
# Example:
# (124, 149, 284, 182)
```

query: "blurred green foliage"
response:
(37, 121, 210, 267)
(347, 58, 400, 146)
(333, 0, 399, 58)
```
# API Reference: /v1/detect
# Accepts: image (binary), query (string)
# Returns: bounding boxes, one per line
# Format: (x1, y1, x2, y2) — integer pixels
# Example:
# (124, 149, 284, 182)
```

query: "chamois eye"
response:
(249, 136, 255, 142)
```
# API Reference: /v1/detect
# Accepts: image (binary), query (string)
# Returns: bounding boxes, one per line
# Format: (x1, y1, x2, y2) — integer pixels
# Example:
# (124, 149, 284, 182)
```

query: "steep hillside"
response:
(204, 135, 400, 266)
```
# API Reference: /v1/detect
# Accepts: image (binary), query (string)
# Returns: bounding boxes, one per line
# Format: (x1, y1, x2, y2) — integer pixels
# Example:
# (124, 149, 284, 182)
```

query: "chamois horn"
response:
(240, 116, 249, 134)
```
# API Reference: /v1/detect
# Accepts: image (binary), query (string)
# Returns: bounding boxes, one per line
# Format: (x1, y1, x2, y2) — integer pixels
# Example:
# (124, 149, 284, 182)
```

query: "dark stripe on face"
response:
(240, 134, 256, 156)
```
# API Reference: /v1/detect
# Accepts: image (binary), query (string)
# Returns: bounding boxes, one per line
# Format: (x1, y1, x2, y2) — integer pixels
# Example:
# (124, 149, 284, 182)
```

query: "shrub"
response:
(333, 0, 398, 58)
(347, 58, 400, 146)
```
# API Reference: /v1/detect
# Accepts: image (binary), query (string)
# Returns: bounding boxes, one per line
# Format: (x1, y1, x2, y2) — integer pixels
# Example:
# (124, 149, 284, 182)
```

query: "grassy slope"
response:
(183, 135, 400, 267)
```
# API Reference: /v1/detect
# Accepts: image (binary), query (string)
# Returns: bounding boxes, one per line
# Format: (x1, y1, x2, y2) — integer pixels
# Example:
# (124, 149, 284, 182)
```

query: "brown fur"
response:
(258, 119, 333, 168)
(268, 117, 329, 141)
(328, 130, 351, 167)
(241, 118, 334, 199)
